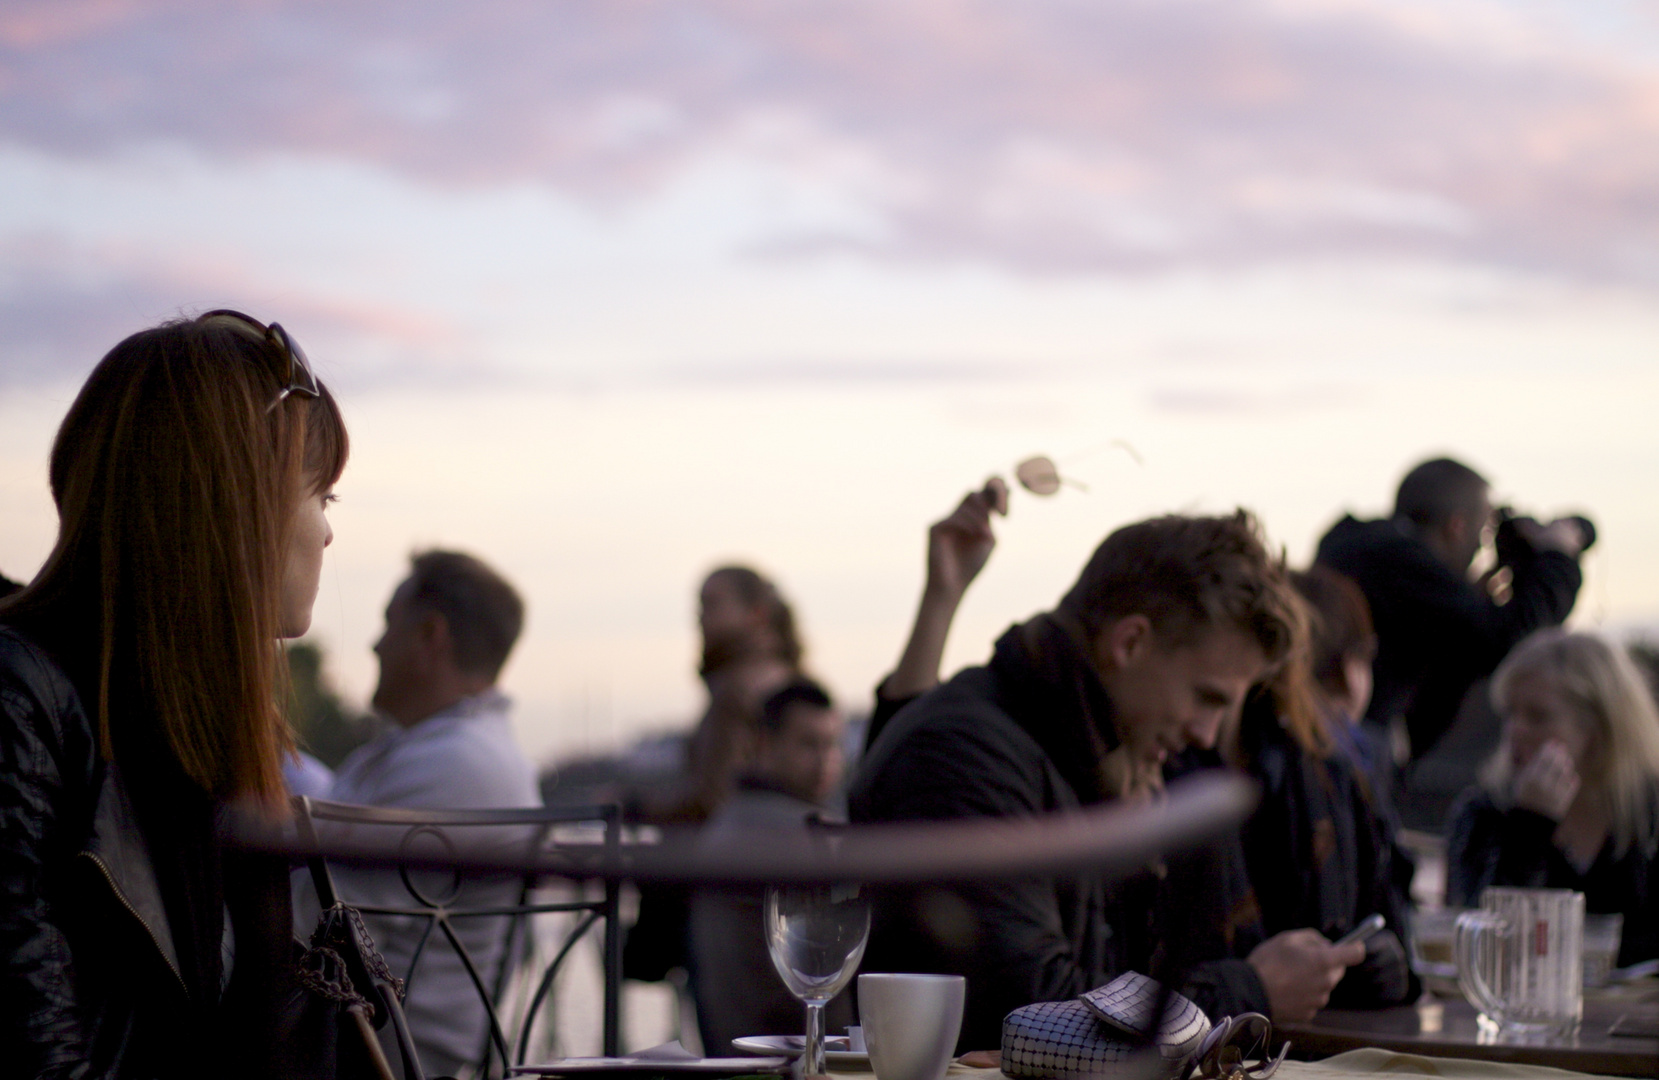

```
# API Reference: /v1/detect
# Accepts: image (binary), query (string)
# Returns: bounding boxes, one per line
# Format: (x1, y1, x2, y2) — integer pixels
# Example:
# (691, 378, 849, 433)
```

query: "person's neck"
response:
(1396, 515, 1464, 575)
(391, 683, 492, 729)
(1554, 791, 1609, 871)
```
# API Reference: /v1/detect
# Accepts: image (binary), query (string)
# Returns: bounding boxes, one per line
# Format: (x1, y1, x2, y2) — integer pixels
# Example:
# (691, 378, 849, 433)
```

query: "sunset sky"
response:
(2, 0, 1656, 764)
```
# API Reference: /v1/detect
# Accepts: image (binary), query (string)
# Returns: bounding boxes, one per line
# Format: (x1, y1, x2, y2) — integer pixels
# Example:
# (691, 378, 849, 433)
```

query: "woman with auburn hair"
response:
(1226, 566, 1417, 1010)
(1447, 628, 1659, 965)
(0, 311, 348, 1077)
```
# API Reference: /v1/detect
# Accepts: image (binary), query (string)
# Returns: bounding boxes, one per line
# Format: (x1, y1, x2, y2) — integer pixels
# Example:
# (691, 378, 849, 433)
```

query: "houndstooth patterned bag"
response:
(1001, 972, 1212, 1080)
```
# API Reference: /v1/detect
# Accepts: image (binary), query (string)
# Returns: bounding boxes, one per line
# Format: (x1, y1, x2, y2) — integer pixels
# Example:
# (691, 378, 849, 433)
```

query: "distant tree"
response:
(286, 641, 379, 769)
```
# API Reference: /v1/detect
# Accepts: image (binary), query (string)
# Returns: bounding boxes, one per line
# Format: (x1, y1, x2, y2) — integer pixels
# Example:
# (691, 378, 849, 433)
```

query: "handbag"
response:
(1002, 972, 1283, 1080)
(276, 900, 429, 1080)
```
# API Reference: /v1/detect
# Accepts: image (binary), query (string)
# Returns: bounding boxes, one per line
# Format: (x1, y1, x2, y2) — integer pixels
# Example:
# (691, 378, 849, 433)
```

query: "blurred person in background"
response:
(682, 566, 804, 819)
(315, 549, 539, 1078)
(0, 311, 347, 1078)
(1317, 457, 1586, 826)
(1223, 566, 1418, 1010)
(1446, 629, 1659, 967)
(852, 512, 1365, 1049)
(689, 678, 851, 1053)
(282, 748, 334, 798)
(623, 565, 804, 988)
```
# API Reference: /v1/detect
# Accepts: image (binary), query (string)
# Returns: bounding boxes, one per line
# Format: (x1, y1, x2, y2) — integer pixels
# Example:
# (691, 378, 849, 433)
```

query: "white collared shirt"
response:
(311, 688, 541, 1070)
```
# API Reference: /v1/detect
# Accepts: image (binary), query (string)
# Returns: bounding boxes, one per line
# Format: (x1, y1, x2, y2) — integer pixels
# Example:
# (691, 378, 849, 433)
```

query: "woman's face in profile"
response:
(280, 482, 336, 638)
(1504, 670, 1595, 774)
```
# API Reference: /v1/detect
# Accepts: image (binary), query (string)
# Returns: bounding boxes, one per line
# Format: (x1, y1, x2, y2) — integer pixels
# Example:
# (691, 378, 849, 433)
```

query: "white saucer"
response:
(514, 1057, 790, 1076)
(730, 1036, 870, 1070)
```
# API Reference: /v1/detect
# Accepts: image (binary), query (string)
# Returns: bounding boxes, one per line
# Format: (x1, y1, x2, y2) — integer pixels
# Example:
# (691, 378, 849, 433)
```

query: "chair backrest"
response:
(293, 796, 624, 1074)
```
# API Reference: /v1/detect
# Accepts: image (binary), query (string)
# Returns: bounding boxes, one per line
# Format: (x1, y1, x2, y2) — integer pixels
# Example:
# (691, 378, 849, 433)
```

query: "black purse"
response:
(276, 900, 428, 1080)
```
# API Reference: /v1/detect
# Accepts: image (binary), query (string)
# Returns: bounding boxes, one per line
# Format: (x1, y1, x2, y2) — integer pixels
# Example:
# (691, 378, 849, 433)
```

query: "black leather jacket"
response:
(0, 627, 201, 1078)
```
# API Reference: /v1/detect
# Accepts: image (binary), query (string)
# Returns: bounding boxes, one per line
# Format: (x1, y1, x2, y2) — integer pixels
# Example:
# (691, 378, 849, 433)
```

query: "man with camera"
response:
(1316, 457, 1588, 809)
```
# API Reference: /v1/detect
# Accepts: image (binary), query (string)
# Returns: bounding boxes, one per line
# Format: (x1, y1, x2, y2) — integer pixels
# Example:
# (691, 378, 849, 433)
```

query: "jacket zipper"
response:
(79, 851, 191, 999)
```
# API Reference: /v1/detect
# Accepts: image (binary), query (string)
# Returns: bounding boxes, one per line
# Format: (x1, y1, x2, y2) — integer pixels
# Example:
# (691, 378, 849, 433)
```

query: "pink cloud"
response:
(0, 235, 497, 389)
(1, 0, 1655, 282)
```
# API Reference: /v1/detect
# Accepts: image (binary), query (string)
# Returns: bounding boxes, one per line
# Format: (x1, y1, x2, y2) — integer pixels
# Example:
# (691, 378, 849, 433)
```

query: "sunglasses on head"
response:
(197, 309, 320, 410)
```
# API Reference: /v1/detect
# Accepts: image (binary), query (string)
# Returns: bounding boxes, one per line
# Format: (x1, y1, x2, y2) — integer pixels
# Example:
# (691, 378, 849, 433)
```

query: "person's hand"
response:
(1513, 738, 1581, 819)
(1515, 517, 1586, 558)
(924, 477, 1008, 600)
(1247, 929, 1366, 1023)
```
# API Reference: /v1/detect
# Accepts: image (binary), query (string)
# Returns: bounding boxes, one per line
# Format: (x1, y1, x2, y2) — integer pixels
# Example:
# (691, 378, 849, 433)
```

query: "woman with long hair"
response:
(0, 311, 348, 1077)
(1226, 566, 1417, 1009)
(1447, 628, 1659, 965)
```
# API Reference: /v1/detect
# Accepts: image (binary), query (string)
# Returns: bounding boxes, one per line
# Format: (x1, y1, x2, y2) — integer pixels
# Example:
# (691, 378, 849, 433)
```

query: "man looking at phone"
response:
(850, 512, 1365, 1050)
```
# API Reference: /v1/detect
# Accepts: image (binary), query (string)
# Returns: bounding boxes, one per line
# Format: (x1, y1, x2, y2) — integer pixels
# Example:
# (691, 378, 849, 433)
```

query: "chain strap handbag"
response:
(277, 899, 428, 1080)
(1002, 972, 1287, 1080)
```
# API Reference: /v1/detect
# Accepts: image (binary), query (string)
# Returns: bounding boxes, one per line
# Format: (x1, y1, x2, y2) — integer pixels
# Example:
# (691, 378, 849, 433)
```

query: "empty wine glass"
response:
(764, 882, 871, 1076)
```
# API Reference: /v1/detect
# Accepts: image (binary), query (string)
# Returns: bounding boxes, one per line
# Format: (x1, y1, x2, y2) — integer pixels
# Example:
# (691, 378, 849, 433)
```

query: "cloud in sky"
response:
(1, 0, 1656, 284)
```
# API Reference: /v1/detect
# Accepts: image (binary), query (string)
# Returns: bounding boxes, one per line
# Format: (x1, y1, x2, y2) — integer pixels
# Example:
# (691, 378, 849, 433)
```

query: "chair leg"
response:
(379, 981, 428, 1080)
(603, 881, 623, 1057)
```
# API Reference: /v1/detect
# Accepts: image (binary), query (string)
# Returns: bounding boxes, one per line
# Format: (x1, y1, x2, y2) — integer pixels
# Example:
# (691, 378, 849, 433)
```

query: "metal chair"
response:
(293, 796, 624, 1077)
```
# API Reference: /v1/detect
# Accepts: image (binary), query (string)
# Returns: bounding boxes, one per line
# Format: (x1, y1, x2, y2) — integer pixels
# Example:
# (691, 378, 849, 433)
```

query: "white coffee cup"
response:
(857, 973, 966, 1080)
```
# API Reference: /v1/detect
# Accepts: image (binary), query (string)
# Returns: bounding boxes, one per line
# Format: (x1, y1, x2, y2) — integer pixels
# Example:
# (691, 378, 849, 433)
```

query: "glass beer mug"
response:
(1455, 888, 1584, 1036)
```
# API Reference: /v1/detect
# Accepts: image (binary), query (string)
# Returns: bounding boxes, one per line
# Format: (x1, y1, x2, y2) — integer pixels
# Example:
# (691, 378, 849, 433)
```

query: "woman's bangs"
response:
(303, 382, 350, 490)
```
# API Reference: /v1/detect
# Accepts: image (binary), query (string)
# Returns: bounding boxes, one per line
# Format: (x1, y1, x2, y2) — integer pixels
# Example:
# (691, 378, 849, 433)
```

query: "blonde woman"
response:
(1446, 629, 1659, 966)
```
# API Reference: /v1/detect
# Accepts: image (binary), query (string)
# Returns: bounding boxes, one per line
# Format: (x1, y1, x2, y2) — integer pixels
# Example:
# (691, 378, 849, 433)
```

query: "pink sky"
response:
(1, 0, 1655, 758)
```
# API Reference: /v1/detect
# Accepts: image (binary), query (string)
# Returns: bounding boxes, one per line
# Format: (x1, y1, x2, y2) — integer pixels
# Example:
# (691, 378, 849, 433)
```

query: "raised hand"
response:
(1514, 517, 1587, 558)
(1514, 738, 1581, 820)
(925, 477, 1008, 601)
(883, 479, 1010, 702)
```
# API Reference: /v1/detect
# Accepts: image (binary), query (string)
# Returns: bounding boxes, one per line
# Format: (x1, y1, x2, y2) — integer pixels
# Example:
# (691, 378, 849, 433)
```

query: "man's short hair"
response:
(1394, 457, 1488, 529)
(406, 550, 524, 680)
(1057, 510, 1304, 666)
(759, 678, 833, 735)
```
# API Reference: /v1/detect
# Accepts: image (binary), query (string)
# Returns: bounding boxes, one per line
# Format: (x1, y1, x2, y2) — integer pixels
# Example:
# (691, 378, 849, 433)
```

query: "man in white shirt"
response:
(322, 550, 540, 1078)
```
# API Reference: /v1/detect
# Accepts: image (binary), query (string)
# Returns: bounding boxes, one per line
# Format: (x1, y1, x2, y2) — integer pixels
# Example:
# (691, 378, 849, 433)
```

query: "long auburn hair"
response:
(0, 316, 348, 807)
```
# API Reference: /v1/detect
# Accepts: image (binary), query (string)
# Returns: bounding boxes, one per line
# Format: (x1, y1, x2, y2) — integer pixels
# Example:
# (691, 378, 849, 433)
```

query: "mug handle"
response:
(1455, 910, 1511, 1027)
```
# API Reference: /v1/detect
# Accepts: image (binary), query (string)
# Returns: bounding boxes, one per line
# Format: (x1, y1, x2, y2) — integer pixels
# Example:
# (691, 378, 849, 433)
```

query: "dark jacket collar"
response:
(986, 612, 1122, 805)
(82, 761, 186, 989)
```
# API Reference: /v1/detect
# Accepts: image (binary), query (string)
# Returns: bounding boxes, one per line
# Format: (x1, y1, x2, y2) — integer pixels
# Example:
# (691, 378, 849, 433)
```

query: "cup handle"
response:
(1455, 910, 1510, 1027)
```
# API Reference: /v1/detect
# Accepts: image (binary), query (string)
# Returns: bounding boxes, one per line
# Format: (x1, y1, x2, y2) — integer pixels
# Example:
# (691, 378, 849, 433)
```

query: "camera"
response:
(1493, 506, 1597, 565)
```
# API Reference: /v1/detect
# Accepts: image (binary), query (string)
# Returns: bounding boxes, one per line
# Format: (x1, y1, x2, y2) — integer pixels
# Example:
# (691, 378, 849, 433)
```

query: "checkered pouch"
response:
(1001, 972, 1212, 1080)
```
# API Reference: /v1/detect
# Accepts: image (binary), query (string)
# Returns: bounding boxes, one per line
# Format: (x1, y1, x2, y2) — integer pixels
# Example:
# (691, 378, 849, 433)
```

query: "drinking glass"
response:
(1455, 887, 1583, 1036)
(1581, 913, 1624, 988)
(765, 882, 871, 1076)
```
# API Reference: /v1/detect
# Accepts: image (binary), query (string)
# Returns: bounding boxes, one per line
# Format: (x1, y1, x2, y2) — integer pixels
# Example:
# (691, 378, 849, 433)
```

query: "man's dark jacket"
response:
(1316, 516, 1580, 758)
(848, 617, 1268, 1051)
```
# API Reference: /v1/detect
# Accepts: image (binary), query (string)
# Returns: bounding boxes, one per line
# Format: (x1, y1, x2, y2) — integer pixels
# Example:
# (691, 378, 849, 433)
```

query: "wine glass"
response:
(764, 882, 871, 1076)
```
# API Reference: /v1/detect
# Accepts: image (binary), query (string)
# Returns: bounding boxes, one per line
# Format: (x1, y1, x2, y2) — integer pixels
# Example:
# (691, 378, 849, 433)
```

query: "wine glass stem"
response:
(803, 1000, 826, 1077)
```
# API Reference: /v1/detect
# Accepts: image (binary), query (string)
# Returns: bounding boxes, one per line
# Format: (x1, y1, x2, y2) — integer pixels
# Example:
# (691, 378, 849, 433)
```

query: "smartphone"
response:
(1333, 913, 1386, 948)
